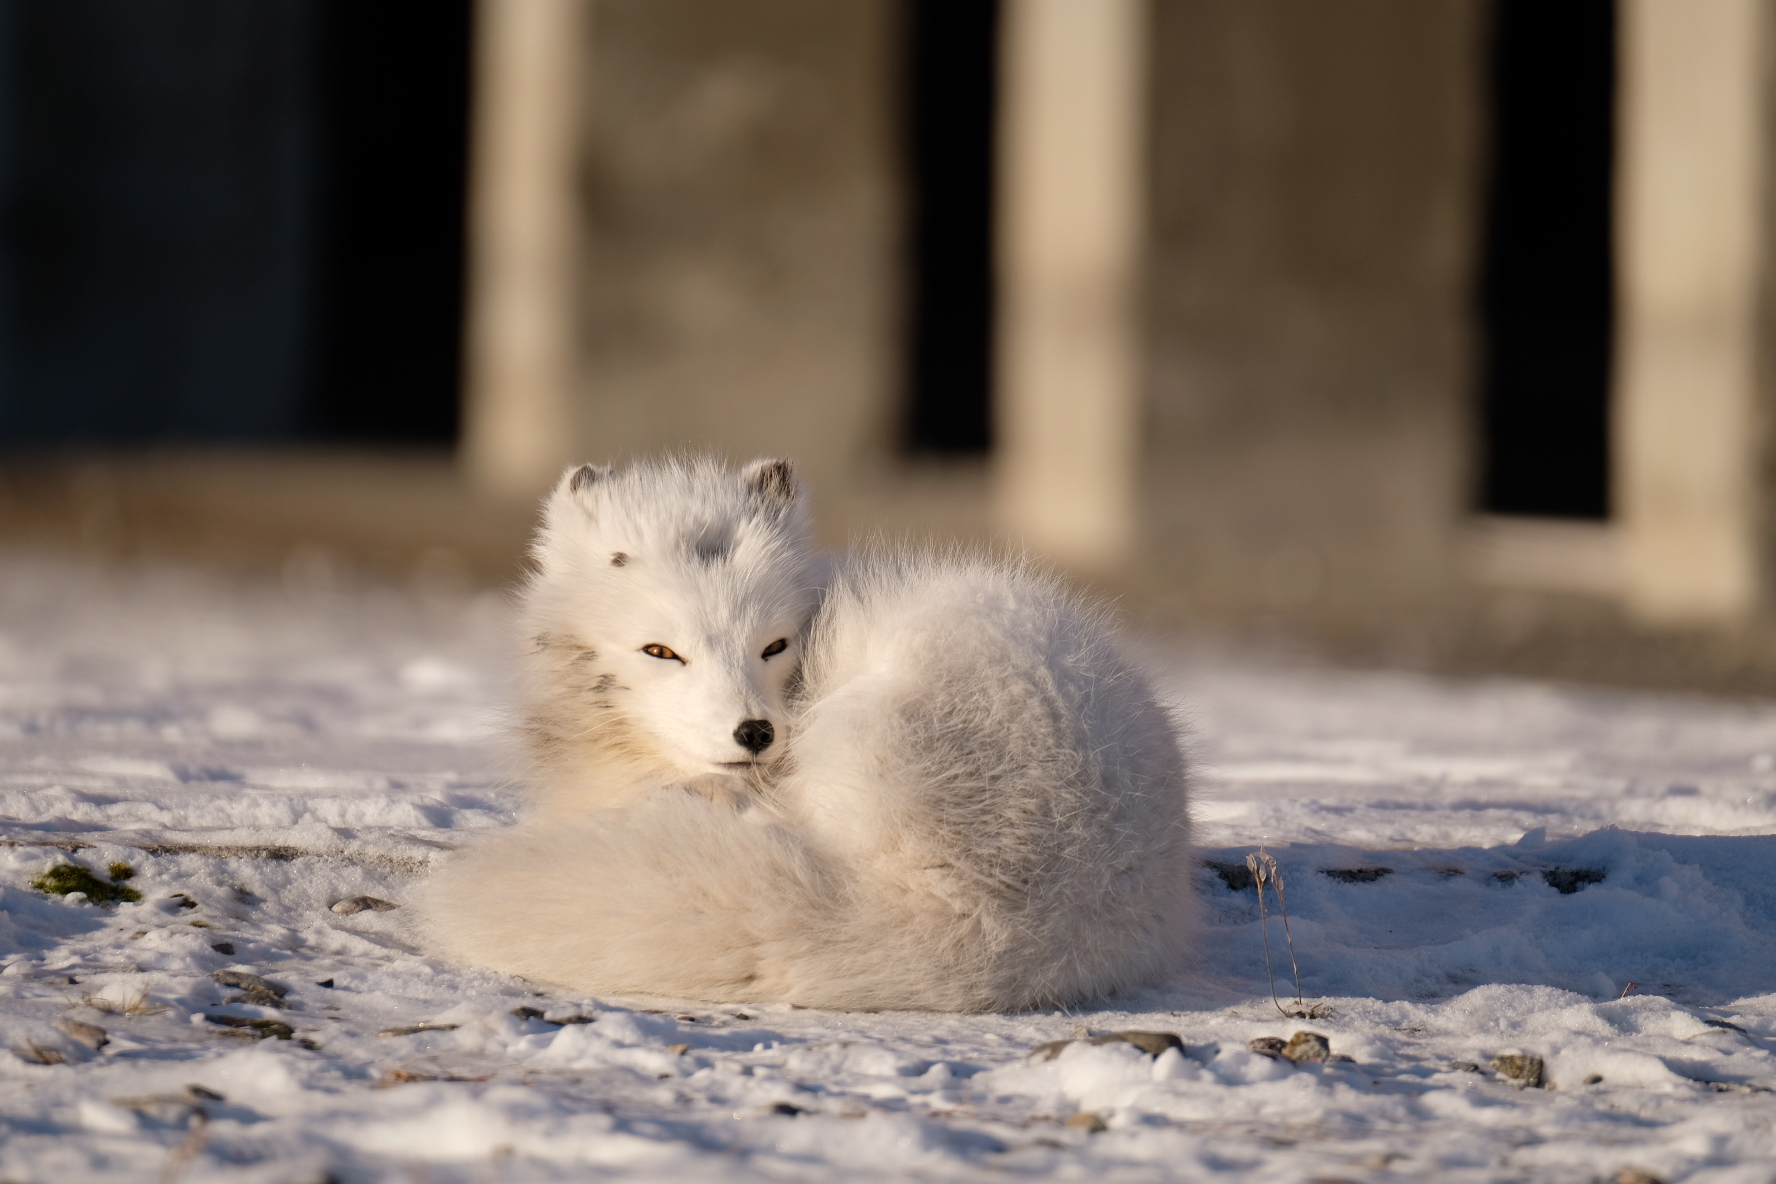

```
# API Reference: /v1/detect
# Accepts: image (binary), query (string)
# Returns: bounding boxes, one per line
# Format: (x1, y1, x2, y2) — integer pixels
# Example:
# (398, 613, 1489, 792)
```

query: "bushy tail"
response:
(420, 791, 964, 1009)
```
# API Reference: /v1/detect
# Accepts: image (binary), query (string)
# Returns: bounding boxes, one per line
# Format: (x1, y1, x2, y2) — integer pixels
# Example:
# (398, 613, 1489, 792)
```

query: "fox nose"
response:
(733, 719, 775, 755)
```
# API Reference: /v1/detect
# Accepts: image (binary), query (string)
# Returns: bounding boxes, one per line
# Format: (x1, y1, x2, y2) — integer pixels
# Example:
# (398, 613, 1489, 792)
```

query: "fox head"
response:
(519, 456, 820, 805)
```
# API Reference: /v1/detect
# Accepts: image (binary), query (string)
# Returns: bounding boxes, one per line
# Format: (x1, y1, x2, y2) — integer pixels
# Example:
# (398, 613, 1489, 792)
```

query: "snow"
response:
(0, 549, 1773, 1183)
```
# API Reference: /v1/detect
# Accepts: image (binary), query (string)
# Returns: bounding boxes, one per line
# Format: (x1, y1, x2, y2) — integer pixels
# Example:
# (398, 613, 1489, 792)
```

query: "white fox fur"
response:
(421, 456, 1193, 1011)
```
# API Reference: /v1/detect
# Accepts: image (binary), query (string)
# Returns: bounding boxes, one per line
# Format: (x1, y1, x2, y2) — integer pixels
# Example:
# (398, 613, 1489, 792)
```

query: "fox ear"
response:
(742, 458, 798, 512)
(562, 463, 609, 497)
(544, 465, 610, 534)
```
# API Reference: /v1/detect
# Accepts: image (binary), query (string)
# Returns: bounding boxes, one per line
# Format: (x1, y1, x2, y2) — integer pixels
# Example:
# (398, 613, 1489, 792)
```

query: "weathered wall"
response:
(572, 0, 903, 536)
(1142, 0, 1486, 616)
(561, 0, 1489, 593)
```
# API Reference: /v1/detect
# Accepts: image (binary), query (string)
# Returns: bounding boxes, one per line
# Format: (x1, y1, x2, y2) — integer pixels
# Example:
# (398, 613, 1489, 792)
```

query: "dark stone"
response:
(210, 942, 235, 956)
(1249, 1036, 1289, 1060)
(511, 1006, 546, 1021)
(1250, 1032, 1334, 1063)
(212, 970, 286, 998)
(1282, 1031, 1332, 1063)
(1491, 1053, 1545, 1087)
(206, 1015, 294, 1040)
(377, 1022, 461, 1037)
(330, 895, 399, 915)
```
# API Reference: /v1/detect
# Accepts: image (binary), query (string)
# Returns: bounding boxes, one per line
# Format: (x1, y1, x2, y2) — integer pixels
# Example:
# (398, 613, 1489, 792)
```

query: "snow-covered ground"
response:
(1, 550, 1773, 1183)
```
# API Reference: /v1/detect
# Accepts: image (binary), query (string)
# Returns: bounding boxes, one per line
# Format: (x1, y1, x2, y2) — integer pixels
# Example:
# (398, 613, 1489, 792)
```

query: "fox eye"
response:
(641, 644, 683, 663)
(761, 638, 788, 660)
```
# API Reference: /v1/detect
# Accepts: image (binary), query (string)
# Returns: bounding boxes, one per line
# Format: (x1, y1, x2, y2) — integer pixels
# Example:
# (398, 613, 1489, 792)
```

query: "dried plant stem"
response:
(1246, 851, 1287, 1018)
(1263, 852, 1305, 1010)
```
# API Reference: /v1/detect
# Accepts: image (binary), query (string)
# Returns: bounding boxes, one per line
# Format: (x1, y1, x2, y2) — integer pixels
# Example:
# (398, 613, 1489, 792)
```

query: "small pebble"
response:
(377, 1022, 461, 1037)
(1282, 1031, 1332, 1064)
(511, 1006, 546, 1021)
(210, 942, 235, 956)
(211, 970, 286, 1000)
(1491, 1053, 1545, 1088)
(1249, 1036, 1288, 1060)
(330, 896, 399, 915)
(205, 1015, 294, 1041)
(1614, 1171, 1663, 1184)
(1064, 1112, 1108, 1132)
(669, 1043, 690, 1055)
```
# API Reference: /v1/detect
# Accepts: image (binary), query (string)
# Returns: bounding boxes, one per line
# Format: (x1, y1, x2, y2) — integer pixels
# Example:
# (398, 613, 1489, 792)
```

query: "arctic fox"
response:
(421, 456, 1192, 1011)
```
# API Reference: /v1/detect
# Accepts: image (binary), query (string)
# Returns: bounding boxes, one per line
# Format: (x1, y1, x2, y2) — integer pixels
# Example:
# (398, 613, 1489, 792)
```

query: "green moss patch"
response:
(31, 863, 143, 905)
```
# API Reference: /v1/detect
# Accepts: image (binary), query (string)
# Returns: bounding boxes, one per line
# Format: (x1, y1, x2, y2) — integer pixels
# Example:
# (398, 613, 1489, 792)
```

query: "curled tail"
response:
(422, 782, 1186, 1011)
(420, 791, 971, 1010)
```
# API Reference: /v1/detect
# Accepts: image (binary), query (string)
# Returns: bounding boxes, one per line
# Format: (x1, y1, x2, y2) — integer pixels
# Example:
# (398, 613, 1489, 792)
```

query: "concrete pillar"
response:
(460, 0, 586, 500)
(1615, 0, 1770, 623)
(994, 0, 1147, 571)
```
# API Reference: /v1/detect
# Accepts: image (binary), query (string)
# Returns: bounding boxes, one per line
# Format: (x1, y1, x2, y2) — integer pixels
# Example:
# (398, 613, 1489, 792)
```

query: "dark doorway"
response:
(307, 0, 471, 443)
(1478, 0, 1617, 519)
(902, 0, 998, 455)
(0, 0, 471, 446)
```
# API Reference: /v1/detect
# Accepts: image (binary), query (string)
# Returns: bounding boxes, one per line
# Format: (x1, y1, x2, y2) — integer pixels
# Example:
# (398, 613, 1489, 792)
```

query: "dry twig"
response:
(1247, 846, 1305, 1018)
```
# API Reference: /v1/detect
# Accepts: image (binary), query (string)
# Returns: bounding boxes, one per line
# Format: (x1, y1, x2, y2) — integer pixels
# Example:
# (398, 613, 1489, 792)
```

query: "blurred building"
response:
(4, 1, 1776, 685)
